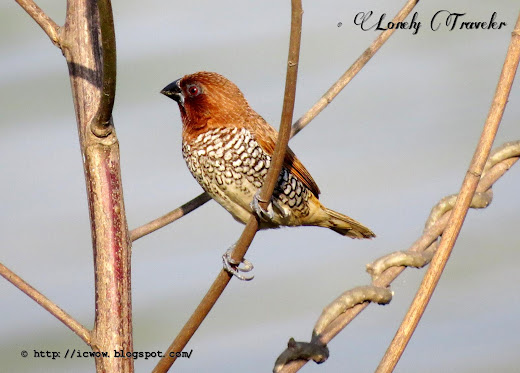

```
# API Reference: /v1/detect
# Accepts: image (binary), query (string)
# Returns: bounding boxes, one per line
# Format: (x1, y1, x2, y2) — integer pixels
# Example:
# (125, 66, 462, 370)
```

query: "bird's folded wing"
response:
(249, 116, 321, 198)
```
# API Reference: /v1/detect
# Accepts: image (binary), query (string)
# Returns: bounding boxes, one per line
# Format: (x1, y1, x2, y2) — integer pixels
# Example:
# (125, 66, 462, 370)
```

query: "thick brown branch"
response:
(61, 0, 133, 371)
(152, 1, 303, 372)
(376, 13, 520, 372)
(11, 1, 133, 371)
(0, 262, 91, 345)
(15, 0, 61, 47)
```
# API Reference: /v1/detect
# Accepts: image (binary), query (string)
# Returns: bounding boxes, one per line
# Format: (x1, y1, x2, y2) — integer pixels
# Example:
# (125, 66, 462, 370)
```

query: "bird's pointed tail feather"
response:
(323, 207, 375, 239)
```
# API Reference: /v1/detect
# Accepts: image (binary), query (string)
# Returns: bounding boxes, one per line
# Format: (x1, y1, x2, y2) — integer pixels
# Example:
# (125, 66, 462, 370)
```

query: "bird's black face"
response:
(161, 79, 184, 106)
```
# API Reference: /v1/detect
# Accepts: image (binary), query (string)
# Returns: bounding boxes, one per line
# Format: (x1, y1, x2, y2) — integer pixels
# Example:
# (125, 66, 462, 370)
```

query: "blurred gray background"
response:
(1, 0, 519, 372)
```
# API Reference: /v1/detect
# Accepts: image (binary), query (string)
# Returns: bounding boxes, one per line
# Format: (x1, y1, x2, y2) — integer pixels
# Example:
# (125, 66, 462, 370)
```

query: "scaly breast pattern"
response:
(182, 127, 311, 226)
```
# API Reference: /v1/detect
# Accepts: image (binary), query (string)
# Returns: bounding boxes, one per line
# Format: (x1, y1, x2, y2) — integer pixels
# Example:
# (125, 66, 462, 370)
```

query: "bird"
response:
(161, 72, 374, 275)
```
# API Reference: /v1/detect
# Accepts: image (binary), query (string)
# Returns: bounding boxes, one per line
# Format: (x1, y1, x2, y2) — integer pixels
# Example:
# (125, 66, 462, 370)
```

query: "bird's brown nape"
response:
(178, 72, 252, 143)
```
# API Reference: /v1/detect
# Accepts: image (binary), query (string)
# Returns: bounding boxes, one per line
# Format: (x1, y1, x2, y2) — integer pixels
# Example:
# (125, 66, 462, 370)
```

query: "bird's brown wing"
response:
(250, 116, 321, 198)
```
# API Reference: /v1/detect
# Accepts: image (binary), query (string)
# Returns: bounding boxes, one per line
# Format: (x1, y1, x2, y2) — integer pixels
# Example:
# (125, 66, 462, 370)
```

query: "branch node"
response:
(90, 118, 113, 138)
(273, 338, 329, 373)
(467, 169, 482, 178)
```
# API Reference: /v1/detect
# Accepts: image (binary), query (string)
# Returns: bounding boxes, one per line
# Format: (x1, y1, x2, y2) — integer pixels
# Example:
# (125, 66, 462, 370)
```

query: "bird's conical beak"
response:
(161, 79, 184, 106)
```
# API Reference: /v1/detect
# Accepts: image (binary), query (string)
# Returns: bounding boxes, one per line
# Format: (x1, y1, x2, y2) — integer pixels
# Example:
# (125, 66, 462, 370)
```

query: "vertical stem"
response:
(62, 0, 133, 371)
(256, 0, 302, 206)
(153, 1, 303, 372)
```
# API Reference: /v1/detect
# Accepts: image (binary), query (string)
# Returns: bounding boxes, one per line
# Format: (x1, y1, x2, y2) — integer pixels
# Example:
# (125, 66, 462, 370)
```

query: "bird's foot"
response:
(222, 245, 254, 281)
(250, 190, 275, 222)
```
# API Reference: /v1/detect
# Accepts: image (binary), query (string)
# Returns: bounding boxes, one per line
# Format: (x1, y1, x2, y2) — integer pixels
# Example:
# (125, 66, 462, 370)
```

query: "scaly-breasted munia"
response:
(161, 72, 374, 274)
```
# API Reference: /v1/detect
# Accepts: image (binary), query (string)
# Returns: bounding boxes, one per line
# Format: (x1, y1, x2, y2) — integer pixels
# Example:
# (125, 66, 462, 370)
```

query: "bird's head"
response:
(161, 72, 252, 139)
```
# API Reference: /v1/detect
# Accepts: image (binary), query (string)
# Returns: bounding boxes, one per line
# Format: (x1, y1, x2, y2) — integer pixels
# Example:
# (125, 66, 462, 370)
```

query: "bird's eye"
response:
(187, 84, 201, 97)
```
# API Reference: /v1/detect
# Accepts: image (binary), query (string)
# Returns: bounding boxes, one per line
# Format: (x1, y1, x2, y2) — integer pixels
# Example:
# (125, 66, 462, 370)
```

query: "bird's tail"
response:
(322, 207, 375, 239)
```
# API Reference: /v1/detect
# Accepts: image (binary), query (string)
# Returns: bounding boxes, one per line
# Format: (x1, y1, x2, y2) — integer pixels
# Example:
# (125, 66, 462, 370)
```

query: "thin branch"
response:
(256, 0, 302, 210)
(152, 1, 303, 372)
(15, 0, 61, 47)
(130, 0, 418, 239)
(130, 193, 212, 241)
(376, 13, 520, 372)
(130, 192, 210, 239)
(226, 0, 303, 268)
(277, 142, 519, 372)
(291, 0, 420, 137)
(0, 262, 91, 345)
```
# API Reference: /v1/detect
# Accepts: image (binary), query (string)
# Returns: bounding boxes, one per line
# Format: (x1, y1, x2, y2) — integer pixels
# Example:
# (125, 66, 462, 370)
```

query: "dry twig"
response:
(0, 262, 91, 344)
(153, 1, 303, 372)
(291, 0, 420, 136)
(276, 140, 519, 372)
(376, 14, 520, 371)
(15, 0, 60, 46)
(130, 193, 211, 241)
